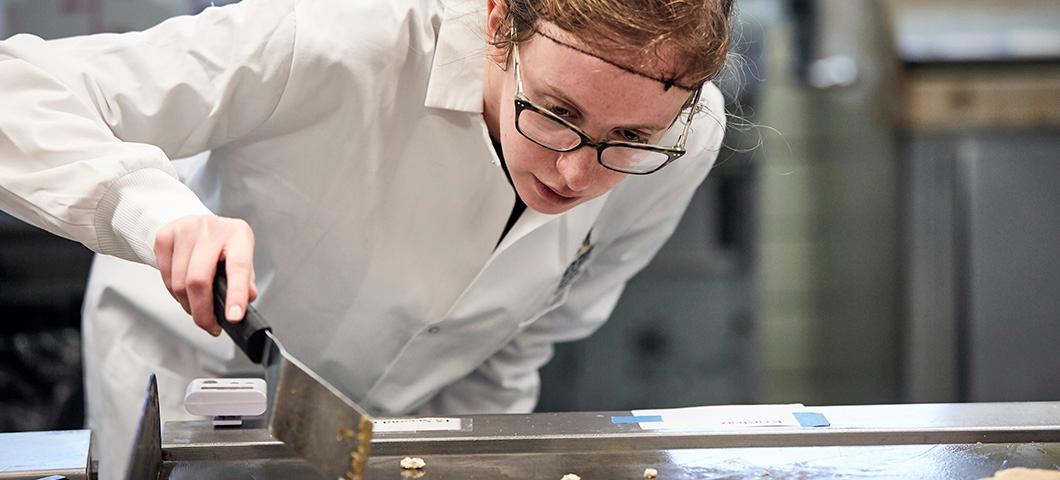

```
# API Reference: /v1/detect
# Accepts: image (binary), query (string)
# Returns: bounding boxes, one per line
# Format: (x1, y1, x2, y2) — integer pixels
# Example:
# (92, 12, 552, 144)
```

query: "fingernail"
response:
(227, 305, 243, 321)
(211, 327, 222, 337)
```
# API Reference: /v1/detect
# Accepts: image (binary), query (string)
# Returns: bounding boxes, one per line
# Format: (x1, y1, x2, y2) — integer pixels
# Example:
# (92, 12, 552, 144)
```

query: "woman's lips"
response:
(533, 176, 579, 206)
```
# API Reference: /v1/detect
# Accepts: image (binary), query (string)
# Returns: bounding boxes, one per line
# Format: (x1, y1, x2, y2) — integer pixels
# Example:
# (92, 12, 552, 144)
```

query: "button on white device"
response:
(184, 378, 267, 427)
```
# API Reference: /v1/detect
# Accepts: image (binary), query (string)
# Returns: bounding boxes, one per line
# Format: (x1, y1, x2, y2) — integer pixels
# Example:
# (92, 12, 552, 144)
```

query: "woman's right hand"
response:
(153, 214, 258, 336)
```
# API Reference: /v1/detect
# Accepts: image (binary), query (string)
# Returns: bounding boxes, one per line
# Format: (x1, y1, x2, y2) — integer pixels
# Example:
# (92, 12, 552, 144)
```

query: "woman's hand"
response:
(153, 215, 258, 336)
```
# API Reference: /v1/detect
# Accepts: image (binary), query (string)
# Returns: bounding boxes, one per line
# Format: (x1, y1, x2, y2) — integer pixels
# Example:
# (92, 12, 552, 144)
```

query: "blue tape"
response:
(611, 415, 663, 424)
(793, 412, 830, 427)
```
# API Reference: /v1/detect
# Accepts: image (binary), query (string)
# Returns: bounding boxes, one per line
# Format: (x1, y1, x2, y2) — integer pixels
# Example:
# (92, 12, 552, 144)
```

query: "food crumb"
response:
(561, 475, 581, 480)
(644, 467, 658, 478)
(400, 457, 426, 470)
(762, 472, 771, 477)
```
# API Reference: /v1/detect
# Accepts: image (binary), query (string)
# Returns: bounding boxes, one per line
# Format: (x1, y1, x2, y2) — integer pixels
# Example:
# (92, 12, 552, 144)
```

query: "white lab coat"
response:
(0, 0, 725, 475)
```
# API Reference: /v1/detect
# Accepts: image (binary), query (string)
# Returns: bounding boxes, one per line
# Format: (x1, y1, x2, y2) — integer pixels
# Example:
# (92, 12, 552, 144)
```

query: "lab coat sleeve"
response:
(0, 0, 296, 266)
(418, 85, 728, 415)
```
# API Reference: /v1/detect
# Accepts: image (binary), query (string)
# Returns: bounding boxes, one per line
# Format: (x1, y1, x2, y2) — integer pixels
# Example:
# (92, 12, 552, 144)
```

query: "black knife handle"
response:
(212, 263, 271, 364)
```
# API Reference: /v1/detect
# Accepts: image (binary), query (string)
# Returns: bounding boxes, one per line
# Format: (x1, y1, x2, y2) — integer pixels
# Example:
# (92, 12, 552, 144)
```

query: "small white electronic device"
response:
(184, 378, 267, 427)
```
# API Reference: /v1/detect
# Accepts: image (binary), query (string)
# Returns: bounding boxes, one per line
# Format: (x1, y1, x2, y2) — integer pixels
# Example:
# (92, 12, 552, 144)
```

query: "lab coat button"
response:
(427, 326, 441, 334)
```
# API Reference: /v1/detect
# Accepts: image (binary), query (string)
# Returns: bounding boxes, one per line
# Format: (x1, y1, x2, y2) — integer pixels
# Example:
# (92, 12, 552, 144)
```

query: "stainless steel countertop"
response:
(159, 402, 1060, 479)
(161, 443, 1060, 479)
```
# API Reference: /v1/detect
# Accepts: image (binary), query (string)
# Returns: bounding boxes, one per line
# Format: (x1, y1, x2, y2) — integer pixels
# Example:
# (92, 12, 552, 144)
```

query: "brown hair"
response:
(491, 0, 734, 91)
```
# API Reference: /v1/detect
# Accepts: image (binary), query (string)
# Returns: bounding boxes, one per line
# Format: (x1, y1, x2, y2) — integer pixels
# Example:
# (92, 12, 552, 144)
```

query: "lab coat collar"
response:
(424, 0, 487, 113)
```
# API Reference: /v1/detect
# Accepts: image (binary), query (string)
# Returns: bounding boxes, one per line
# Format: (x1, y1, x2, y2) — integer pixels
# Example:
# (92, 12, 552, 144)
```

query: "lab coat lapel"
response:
(552, 193, 610, 265)
(493, 192, 609, 260)
(424, 0, 485, 113)
(435, 191, 610, 333)
(494, 208, 555, 253)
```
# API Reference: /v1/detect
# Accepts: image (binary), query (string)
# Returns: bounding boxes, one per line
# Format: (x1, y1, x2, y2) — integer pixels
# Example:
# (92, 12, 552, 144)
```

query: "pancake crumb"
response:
(400, 457, 426, 470)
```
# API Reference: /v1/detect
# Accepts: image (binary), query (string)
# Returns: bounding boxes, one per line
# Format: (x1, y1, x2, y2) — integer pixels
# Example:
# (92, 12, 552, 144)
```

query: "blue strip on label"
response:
(793, 412, 830, 427)
(611, 415, 663, 424)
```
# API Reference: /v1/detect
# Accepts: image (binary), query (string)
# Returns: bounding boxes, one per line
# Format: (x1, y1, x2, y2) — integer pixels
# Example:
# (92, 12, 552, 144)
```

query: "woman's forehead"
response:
(525, 22, 690, 92)
(519, 24, 691, 127)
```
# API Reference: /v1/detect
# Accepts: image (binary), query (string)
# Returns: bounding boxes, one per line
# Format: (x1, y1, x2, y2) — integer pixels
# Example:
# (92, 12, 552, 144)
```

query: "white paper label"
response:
(631, 404, 805, 430)
(372, 417, 462, 433)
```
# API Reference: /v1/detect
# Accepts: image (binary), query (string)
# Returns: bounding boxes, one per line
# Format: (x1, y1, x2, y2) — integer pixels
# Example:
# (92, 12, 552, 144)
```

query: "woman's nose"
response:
(556, 146, 597, 193)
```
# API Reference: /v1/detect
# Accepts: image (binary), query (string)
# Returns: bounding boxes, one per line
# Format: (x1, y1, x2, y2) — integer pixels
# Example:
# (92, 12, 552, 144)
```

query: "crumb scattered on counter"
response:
(400, 457, 426, 470)
(561, 474, 581, 480)
(644, 467, 658, 478)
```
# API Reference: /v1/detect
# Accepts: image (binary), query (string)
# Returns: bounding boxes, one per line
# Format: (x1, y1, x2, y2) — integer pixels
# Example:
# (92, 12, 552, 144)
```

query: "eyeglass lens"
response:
(517, 108, 672, 173)
(516, 108, 582, 151)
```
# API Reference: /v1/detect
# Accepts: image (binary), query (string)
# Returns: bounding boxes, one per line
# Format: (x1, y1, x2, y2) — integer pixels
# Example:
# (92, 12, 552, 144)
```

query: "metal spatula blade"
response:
(213, 271, 373, 480)
(260, 330, 373, 479)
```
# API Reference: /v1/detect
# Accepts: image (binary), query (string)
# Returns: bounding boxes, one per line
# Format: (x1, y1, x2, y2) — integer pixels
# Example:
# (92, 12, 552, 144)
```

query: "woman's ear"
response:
(485, 0, 511, 67)
(486, 0, 508, 39)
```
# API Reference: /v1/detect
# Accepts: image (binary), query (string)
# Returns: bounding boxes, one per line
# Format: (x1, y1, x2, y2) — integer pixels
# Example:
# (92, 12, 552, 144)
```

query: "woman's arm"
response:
(0, 0, 295, 263)
(0, 0, 297, 331)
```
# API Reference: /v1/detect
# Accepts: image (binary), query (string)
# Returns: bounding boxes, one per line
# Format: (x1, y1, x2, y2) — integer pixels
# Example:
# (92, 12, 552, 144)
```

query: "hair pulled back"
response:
(491, 0, 734, 90)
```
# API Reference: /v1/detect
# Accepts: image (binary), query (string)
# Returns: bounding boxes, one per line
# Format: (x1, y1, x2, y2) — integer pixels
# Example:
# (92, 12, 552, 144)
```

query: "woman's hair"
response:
(491, 0, 734, 91)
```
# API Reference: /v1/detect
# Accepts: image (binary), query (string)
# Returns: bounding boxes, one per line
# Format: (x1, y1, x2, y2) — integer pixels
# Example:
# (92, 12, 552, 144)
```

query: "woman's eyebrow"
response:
(622, 120, 669, 134)
(538, 83, 669, 133)
(537, 82, 588, 115)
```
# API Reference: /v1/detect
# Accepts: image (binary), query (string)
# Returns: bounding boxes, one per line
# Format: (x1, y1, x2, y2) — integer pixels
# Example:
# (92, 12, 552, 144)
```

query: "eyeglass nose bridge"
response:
(555, 133, 610, 155)
(551, 134, 631, 166)
(549, 139, 636, 179)
(519, 125, 610, 163)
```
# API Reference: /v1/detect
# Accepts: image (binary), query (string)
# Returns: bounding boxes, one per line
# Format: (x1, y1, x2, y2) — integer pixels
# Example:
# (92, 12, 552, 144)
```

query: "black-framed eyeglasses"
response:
(511, 41, 701, 175)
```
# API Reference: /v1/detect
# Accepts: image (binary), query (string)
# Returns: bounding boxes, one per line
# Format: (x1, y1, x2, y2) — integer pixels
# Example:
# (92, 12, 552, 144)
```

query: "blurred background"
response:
(1, 0, 1058, 433)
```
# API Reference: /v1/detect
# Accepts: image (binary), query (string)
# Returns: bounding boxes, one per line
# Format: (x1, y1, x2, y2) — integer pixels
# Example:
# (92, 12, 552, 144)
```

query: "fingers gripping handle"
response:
(213, 263, 271, 364)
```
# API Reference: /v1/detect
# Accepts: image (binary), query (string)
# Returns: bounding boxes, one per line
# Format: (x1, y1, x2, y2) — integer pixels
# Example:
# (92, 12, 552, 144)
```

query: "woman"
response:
(0, 0, 731, 475)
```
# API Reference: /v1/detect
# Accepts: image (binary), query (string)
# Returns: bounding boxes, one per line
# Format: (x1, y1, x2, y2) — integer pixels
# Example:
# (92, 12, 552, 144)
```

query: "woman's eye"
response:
(548, 105, 576, 119)
(616, 129, 646, 143)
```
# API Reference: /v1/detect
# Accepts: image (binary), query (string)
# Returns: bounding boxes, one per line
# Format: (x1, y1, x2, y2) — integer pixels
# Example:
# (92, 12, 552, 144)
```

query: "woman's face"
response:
(484, 22, 694, 215)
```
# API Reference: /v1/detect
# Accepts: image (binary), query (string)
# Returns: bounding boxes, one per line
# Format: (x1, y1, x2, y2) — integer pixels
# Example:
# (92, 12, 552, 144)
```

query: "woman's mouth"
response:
(532, 176, 580, 207)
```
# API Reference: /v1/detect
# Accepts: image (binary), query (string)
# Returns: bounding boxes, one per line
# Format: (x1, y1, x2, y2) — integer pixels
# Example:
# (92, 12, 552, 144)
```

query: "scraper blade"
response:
(213, 273, 373, 480)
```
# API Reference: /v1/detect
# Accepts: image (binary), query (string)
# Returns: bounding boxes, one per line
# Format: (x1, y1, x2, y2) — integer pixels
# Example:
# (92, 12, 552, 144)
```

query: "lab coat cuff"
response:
(95, 168, 213, 267)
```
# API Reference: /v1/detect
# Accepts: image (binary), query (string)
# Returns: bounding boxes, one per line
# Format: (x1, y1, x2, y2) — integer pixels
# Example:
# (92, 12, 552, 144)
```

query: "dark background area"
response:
(0, 215, 92, 431)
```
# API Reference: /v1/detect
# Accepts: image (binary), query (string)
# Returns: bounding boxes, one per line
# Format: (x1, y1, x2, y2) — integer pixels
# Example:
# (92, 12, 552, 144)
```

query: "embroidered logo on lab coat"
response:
(549, 229, 594, 306)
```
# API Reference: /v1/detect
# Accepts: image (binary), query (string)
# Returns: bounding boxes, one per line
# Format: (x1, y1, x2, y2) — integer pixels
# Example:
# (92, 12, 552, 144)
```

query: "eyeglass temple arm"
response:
(674, 86, 703, 149)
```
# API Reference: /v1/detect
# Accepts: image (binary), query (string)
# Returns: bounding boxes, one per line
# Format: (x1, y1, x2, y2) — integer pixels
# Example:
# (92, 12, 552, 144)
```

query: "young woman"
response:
(0, 0, 731, 475)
